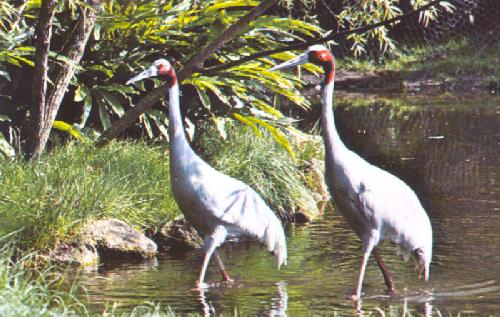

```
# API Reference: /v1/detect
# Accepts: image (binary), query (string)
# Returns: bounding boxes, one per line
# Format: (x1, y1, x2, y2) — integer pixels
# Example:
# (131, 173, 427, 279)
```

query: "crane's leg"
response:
(198, 242, 216, 289)
(197, 226, 228, 288)
(355, 250, 371, 301)
(372, 248, 395, 293)
(214, 250, 233, 283)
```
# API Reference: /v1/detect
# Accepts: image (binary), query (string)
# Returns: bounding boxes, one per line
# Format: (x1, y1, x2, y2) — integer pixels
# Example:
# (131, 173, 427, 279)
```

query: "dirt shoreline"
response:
(333, 69, 498, 94)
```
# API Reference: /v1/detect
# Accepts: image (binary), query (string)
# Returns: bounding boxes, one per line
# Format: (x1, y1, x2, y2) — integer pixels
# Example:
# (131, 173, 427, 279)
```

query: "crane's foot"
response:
(220, 270, 234, 287)
(350, 294, 360, 301)
(196, 280, 210, 289)
(222, 276, 234, 284)
(348, 290, 363, 301)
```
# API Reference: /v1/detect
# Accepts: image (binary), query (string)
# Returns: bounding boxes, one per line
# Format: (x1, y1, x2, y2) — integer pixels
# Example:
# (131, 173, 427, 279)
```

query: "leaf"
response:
(147, 110, 169, 140)
(196, 87, 212, 111)
(74, 84, 89, 102)
(212, 116, 227, 139)
(140, 114, 154, 139)
(245, 116, 296, 161)
(99, 91, 125, 116)
(0, 115, 11, 122)
(93, 23, 101, 41)
(0, 70, 11, 81)
(88, 65, 113, 78)
(52, 121, 83, 140)
(205, 1, 259, 12)
(0, 136, 15, 159)
(233, 113, 261, 137)
(97, 100, 111, 130)
(101, 83, 138, 96)
(78, 91, 93, 130)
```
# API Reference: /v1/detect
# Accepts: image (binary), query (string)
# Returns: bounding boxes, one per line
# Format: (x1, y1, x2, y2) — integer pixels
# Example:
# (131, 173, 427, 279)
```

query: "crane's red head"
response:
(126, 58, 177, 87)
(269, 45, 335, 84)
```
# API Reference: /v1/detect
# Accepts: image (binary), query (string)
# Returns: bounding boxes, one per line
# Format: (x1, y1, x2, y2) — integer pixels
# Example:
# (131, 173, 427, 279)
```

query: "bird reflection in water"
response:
(196, 282, 288, 317)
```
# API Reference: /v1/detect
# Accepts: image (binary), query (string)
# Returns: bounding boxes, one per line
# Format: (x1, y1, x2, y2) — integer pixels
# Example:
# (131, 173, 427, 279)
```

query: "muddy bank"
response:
(332, 69, 498, 94)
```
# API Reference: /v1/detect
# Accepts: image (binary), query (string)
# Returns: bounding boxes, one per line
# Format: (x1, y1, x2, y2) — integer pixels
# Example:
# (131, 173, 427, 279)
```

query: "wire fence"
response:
(314, 0, 499, 57)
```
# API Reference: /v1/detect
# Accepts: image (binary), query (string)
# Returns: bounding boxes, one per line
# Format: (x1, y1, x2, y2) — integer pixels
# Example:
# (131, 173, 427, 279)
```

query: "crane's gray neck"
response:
(322, 79, 347, 162)
(168, 83, 193, 162)
(168, 84, 185, 141)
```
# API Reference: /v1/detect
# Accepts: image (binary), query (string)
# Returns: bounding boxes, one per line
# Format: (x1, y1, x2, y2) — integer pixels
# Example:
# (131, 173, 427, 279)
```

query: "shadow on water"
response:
(75, 93, 500, 315)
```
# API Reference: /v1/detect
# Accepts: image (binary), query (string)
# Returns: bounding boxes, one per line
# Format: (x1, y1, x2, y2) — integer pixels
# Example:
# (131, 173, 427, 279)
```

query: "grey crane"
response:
(126, 59, 287, 288)
(270, 45, 432, 300)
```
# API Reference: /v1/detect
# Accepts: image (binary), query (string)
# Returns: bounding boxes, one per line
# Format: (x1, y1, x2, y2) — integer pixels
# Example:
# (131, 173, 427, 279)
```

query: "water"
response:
(75, 94, 499, 315)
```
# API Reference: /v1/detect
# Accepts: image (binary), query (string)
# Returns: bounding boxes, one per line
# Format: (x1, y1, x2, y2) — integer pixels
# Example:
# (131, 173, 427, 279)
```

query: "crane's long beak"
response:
(269, 52, 309, 71)
(126, 65, 157, 85)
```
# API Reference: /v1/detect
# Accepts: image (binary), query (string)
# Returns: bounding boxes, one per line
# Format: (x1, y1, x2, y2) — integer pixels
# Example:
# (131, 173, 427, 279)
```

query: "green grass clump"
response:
(0, 242, 186, 316)
(0, 243, 85, 316)
(196, 124, 317, 219)
(0, 141, 179, 251)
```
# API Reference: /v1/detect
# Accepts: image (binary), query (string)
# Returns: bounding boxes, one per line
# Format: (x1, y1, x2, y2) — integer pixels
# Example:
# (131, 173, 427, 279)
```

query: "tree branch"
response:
(97, 0, 280, 145)
(201, 0, 447, 75)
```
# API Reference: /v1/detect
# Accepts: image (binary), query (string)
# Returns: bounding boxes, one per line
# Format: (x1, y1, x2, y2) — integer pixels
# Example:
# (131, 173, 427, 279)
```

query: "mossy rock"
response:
(79, 219, 157, 260)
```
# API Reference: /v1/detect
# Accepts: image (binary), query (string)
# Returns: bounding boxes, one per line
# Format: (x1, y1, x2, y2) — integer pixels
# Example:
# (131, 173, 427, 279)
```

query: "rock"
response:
(304, 158, 331, 213)
(152, 218, 202, 251)
(286, 130, 329, 222)
(80, 219, 157, 260)
(293, 191, 322, 223)
(50, 242, 98, 266)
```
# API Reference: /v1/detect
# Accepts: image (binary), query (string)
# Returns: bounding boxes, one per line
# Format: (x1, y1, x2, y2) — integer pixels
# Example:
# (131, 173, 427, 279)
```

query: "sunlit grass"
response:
(0, 242, 85, 316)
(0, 241, 190, 316)
(0, 141, 179, 252)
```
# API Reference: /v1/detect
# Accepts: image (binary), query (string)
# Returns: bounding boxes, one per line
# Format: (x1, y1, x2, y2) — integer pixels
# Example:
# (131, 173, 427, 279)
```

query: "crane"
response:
(126, 59, 287, 288)
(270, 45, 432, 300)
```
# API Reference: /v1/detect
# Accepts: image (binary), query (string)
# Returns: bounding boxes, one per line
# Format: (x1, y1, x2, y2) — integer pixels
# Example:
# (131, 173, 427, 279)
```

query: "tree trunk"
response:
(23, 0, 102, 159)
(24, 0, 56, 159)
(97, 0, 279, 146)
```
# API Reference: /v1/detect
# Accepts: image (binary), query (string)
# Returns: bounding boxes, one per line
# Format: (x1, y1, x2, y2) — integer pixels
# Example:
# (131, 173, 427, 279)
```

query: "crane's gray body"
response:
(325, 142, 432, 259)
(127, 60, 286, 287)
(167, 75, 286, 285)
(321, 78, 432, 255)
(270, 46, 432, 298)
(321, 79, 432, 299)
(170, 133, 286, 254)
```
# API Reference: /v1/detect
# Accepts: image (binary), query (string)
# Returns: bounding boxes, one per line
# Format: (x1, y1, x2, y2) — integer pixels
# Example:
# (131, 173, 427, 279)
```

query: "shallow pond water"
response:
(76, 94, 499, 315)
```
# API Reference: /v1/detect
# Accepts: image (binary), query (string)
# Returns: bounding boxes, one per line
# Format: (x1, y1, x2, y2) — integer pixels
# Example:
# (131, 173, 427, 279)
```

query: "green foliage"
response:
(0, 0, 322, 155)
(196, 123, 317, 218)
(0, 0, 455, 156)
(0, 141, 178, 251)
(0, 243, 86, 316)
(102, 1, 319, 150)
(335, 0, 454, 56)
(77, 0, 320, 145)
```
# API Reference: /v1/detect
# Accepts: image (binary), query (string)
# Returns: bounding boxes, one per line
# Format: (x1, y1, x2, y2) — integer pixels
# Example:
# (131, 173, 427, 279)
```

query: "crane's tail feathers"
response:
(262, 223, 287, 270)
